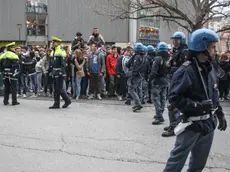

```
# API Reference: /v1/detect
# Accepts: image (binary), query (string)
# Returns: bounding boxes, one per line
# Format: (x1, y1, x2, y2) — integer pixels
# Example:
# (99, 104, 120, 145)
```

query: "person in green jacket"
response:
(71, 32, 85, 52)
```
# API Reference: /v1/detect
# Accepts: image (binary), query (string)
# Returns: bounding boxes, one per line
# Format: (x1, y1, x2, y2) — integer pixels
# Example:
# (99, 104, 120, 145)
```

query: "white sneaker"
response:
(97, 94, 102, 100)
(118, 96, 122, 101)
(88, 94, 94, 100)
(23, 94, 27, 98)
(31, 93, 37, 98)
(76, 96, 79, 101)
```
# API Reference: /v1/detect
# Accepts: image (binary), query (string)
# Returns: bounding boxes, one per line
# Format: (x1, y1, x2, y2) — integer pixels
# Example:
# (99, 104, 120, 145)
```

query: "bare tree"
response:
(94, 0, 230, 33)
(226, 35, 230, 51)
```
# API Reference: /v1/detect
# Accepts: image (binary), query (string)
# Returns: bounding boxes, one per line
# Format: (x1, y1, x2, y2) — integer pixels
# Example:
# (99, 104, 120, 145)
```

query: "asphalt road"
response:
(0, 98, 229, 172)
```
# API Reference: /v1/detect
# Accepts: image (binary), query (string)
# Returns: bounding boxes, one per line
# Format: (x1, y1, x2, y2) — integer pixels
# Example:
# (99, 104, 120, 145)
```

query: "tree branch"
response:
(164, 18, 192, 33)
(216, 27, 230, 33)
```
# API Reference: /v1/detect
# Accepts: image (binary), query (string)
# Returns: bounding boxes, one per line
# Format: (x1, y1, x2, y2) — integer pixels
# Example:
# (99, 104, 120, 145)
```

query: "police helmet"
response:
(157, 42, 168, 52)
(188, 28, 219, 52)
(171, 32, 186, 44)
(143, 45, 148, 53)
(134, 42, 144, 53)
(147, 45, 155, 54)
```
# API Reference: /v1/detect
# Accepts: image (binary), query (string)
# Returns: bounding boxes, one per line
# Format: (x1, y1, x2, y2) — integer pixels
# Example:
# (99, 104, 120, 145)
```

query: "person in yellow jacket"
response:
(0, 42, 20, 105)
(49, 37, 71, 109)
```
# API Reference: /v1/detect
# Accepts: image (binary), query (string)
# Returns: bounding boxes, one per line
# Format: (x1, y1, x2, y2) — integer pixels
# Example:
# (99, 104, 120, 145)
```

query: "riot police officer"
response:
(163, 28, 227, 172)
(0, 42, 20, 105)
(162, 32, 188, 137)
(149, 42, 170, 125)
(49, 37, 71, 109)
(126, 43, 146, 112)
(146, 45, 156, 104)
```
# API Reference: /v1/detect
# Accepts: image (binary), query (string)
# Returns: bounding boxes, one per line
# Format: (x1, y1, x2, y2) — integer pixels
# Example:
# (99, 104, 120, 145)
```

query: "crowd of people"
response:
(0, 27, 228, 171)
(0, 27, 230, 112)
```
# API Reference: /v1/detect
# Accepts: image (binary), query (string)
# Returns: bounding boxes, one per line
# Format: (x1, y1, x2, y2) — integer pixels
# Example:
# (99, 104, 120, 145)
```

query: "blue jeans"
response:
(72, 76, 82, 97)
(36, 72, 42, 92)
(29, 74, 37, 94)
(163, 130, 214, 172)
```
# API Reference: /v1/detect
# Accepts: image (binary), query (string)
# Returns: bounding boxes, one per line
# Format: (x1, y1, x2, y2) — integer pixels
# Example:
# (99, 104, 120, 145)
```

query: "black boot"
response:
(12, 102, 20, 106)
(133, 105, 143, 112)
(125, 100, 131, 105)
(162, 126, 175, 137)
(163, 126, 170, 131)
(152, 118, 164, 125)
(49, 104, 60, 109)
(62, 100, 71, 108)
(147, 99, 152, 104)
(3, 101, 9, 105)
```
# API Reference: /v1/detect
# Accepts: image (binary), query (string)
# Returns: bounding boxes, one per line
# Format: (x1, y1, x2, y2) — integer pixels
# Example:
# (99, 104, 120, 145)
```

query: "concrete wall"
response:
(0, 0, 129, 43)
(0, 0, 26, 41)
(48, 0, 129, 43)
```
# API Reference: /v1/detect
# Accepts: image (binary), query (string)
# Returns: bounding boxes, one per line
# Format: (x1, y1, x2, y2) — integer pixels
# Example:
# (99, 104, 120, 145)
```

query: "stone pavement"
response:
(0, 98, 229, 172)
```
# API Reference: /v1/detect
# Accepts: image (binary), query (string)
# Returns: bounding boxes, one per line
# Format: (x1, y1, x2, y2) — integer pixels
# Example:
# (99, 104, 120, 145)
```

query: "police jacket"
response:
(147, 53, 155, 75)
(170, 45, 188, 75)
(149, 55, 170, 86)
(218, 60, 230, 81)
(126, 53, 147, 78)
(169, 59, 219, 134)
(0, 51, 19, 79)
(50, 45, 66, 77)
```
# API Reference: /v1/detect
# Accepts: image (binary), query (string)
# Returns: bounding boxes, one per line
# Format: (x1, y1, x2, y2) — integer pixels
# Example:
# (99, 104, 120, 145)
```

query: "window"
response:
(26, 0, 48, 36)
(26, 0, 48, 13)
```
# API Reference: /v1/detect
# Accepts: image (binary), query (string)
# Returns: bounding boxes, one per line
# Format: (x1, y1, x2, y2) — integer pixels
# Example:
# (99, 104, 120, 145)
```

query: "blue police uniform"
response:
(162, 32, 188, 137)
(163, 28, 227, 172)
(146, 45, 156, 104)
(150, 42, 170, 124)
(126, 43, 146, 112)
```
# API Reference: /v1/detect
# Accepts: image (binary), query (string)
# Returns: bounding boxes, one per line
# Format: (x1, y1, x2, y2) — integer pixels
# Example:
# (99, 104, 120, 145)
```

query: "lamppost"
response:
(17, 24, 22, 41)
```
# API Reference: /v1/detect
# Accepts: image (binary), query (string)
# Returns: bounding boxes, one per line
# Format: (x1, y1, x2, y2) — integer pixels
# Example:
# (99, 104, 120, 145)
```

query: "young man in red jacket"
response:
(106, 46, 120, 96)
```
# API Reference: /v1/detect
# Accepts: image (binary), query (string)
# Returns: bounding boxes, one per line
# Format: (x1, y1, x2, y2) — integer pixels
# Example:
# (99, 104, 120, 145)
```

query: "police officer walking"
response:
(0, 42, 20, 105)
(162, 32, 188, 137)
(49, 37, 71, 109)
(163, 28, 227, 172)
(149, 42, 170, 125)
(146, 45, 156, 104)
(126, 43, 146, 112)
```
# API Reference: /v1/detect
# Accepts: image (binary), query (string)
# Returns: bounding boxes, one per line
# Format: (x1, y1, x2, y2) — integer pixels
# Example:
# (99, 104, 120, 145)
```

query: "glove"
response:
(216, 106, 227, 131)
(198, 99, 213, 112)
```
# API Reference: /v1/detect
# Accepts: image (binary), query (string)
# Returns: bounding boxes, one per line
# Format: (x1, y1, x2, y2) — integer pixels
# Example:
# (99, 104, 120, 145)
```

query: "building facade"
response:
(0, 0, 129, 46)
(0, 0, 190, 47)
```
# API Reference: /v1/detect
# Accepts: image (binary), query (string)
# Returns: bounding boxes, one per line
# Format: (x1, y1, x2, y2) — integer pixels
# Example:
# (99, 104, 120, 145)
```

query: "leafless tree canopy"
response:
(94, 0, 230, 33)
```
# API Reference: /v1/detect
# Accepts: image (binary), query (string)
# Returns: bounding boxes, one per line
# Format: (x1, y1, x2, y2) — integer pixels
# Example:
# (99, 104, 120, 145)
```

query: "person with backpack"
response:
(149, 42, 170, 125)
(126, 43, 146, 112)
(146, 45, 156, 104)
